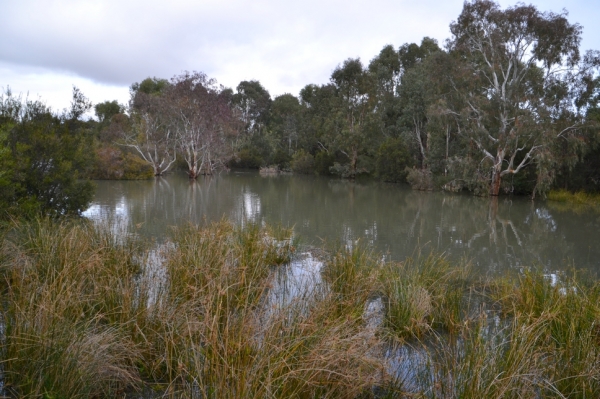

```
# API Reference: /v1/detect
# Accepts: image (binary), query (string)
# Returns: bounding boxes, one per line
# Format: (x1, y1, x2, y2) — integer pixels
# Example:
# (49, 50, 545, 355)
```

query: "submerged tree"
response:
(123, 88, 177, 176)
(167, 72, 239, 178)
(447, 0, 598, 195)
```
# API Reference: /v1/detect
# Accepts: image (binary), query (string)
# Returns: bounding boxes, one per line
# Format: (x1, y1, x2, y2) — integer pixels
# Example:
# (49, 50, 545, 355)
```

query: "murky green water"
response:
(84, 171, 600, 275)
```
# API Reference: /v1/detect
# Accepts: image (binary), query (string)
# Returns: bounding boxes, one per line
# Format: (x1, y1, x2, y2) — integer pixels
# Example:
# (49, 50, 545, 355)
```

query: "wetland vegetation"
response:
(1, 218, 600, 398)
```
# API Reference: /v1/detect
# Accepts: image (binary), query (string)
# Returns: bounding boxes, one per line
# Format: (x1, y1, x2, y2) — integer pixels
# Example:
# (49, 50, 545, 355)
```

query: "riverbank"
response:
(1, 219, 599, 398)
(548, 189, 600, 207)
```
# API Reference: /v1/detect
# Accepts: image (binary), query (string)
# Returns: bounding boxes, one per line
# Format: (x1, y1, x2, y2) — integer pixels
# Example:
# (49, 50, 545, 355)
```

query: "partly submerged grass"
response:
(547, 189, 600, 205)
(0, 219, 387, 398)
(547, 189, 600, 213)
(379, 252, 474, 340)
(1, 218, 600, 398)
(0, 218, 145, 398)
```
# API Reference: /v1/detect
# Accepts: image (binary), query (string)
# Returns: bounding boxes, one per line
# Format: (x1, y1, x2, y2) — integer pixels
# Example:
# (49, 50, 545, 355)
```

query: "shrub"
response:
(290, 149, 315, 174)
(269, 148, 292, 169)
(314, 151, 335, 175)
(376, 138, 412, 183)
(90, 145, 154, 179)
(406, 167, 434, 190)
(229, 148, 264, 169)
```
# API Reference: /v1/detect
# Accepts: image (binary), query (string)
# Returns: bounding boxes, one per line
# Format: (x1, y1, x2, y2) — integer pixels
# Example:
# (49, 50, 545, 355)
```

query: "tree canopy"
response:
(0, 88, 95, 217)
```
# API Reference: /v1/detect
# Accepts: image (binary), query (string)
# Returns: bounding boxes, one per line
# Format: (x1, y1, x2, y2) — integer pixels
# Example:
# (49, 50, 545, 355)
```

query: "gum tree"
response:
(447, 0, 597, 195)
(123, 88, 177, 176)
(167, 72, 238, 178)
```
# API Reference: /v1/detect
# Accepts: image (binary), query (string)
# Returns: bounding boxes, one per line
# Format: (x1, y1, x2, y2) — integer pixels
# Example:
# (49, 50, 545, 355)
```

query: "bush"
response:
(0, 93, 94, 217)
(290, 150, 315, 174)
(376, 138, 412, 183)
(269, 148, 292, 169)
(314, 151, 335, 175)
(329, 162, 352, 178)
(229, 148, 264, 169)
(406, 167, 434, 190)
(90, 145, 154, 180)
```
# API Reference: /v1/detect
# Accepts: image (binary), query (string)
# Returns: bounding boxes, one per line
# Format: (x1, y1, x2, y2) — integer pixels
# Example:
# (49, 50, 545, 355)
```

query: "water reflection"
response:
(85, 172, 600, 275)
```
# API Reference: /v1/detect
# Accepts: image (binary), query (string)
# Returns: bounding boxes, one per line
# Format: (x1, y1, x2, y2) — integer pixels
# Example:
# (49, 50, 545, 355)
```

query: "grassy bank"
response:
(0, 219, 599, 398)
(547, 189, 600, 212)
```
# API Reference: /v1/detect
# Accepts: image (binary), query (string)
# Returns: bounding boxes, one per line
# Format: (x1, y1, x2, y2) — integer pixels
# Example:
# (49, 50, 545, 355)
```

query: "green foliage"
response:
(90, 144, 154, 180)
(314, 151, 335, 175)
(233, 80, 272, 135)
(268, 148, 292, 168)
(229, 148, 264, 169)
(268, 93, 302, 155)
(376, 137, 412, 182)
(0, 89, 95, 217)
(290, 149, 314, 174)
(94, 100, 123, 124)
(130, 77, 169, 96)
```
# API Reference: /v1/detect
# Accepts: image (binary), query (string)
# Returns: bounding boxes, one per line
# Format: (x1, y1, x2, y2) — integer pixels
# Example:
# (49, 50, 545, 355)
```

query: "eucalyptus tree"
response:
(446, 0, 598, 195)
(123, 88, 177, 176)
(368, 45, 402, 137)
(232, 80, 272, 136)
(329, 58, 373, 176)
(94, 100, 124, 124)
(269, 93, 302, 154)
(396, 38, 442, 169)
(167, 72, 239, 178)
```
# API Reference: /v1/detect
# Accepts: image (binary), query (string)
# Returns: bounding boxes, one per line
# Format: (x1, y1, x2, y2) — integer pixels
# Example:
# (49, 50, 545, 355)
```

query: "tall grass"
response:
(0, 218, 388, 398)
(401, 268, 600, 398)
(154, 222, 387, 398)
(547, 189, 600, 213)
(379, 252, 473, 340)
(1, 218, 599, 398)
(0, 218, 144, 398)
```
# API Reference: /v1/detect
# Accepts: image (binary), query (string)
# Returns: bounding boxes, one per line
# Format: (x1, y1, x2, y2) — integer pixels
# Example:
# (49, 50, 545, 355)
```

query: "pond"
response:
(84, 170, 600, 275)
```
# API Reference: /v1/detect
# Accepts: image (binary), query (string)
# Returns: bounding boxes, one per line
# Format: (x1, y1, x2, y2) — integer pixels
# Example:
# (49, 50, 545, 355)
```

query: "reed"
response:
(379, 252, 473, 340)
(153, 222, 387, 398)
(0, 218, 144, 398)
(1, 218, 599, 398)
(547, 189, 600, 213)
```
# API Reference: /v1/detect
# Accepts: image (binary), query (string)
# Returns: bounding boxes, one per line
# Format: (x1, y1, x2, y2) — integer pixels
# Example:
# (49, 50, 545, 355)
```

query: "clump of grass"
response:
(488, 269, 600, 397)
(320, 243, 381, 318)
(547, 189, 600, 213)
(3, 218, 600, 398)
(151, 221, 387, 398)
(0, 218, 388, 398)
(379, 252, 473, 340)
(547, 189, 600, 205)
(1, 218, 144, 398)
(398, 268, 600, 398)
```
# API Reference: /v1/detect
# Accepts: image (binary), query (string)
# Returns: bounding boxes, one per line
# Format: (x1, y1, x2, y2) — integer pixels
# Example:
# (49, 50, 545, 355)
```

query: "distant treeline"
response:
(96, 0, 599, 196)
(2, 0, 600, 217)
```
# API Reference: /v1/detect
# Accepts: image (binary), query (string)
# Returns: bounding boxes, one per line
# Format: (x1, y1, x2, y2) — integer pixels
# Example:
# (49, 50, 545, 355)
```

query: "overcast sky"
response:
(2, 0, 599, 115)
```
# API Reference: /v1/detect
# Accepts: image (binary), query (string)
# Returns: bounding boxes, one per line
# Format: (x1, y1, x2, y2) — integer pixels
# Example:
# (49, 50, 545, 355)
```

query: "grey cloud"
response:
(1, 0, 598, 101)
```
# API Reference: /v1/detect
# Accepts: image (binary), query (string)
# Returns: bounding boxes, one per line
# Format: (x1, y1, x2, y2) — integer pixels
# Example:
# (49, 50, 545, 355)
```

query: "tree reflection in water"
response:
(85, 172, 600, 275)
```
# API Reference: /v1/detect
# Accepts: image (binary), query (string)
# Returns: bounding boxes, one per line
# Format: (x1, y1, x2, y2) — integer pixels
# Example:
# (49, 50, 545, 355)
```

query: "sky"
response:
(2, 0, 599, 117)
